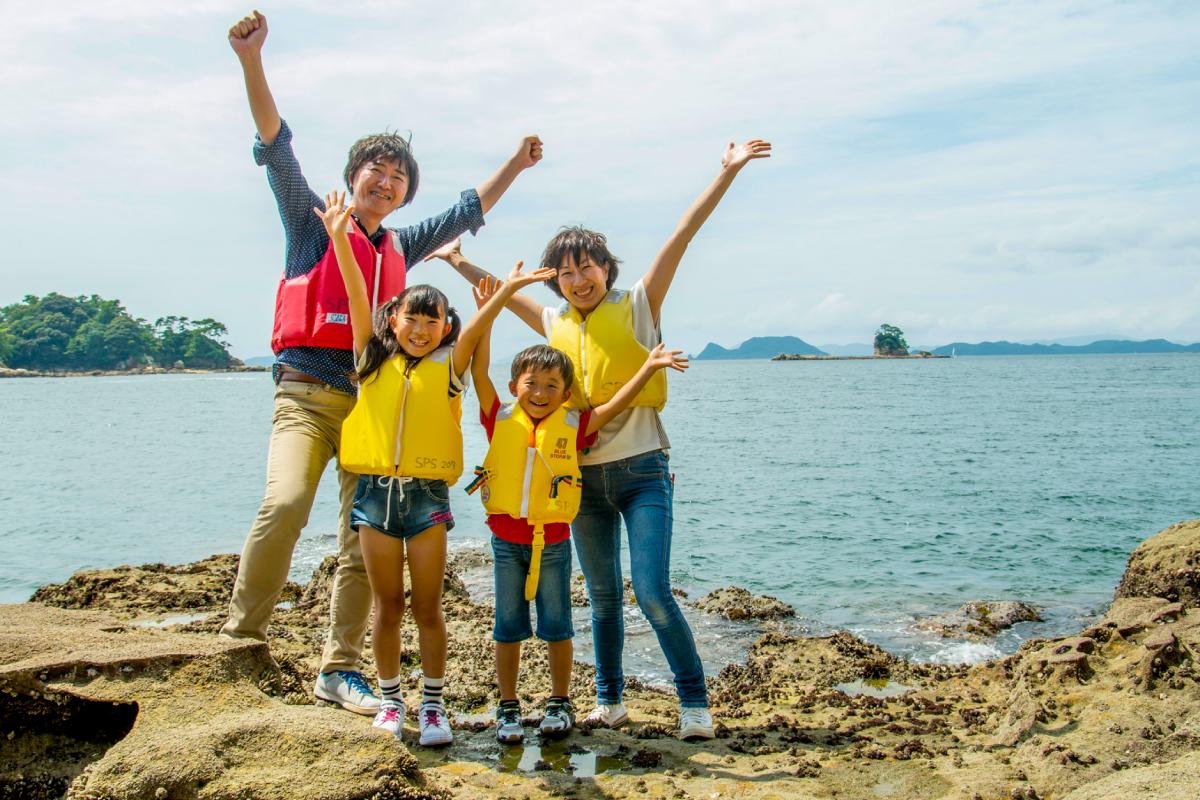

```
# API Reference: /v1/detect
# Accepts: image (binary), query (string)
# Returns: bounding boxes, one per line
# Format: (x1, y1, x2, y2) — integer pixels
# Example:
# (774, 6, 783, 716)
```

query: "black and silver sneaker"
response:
(495, 701, 523, 744)
(539, 697, 575, 739)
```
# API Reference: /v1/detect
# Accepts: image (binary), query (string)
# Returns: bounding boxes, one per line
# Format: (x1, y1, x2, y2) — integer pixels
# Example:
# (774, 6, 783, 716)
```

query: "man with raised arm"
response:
(219, 10, 543, 716)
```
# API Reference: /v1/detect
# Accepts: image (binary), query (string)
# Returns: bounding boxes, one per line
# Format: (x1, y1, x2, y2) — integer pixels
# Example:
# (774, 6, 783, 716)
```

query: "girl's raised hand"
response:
(472, 274, 503, 310)
(506, 260, 557, 289)
(424, 237, 461, 263)
(313, 191, 355, 240)
(721, 139, 772, 170)
(646, 343, 689, 373)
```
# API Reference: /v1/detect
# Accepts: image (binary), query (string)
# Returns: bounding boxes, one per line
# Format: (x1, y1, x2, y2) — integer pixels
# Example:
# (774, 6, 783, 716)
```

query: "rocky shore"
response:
(3, 520, 1198, 800)
(0, 365, 268, 379)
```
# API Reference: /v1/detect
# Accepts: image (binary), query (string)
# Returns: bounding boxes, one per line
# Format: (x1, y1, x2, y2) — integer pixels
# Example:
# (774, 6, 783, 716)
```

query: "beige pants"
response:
(220, 380, 369, 673)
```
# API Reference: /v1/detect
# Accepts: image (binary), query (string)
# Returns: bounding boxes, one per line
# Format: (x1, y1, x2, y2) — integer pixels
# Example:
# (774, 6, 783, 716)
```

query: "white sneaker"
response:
(679, 706, 715, 740)
(418, 702, 453, 747)
(372, 700, 405, 738)
(582, 702, 628, 728)
(313, 670, 381, 716)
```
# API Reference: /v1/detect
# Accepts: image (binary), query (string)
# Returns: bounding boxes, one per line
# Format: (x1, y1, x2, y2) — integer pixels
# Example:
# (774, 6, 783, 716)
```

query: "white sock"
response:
(379, 675, 402, 706)
(422, 675, 445, 706)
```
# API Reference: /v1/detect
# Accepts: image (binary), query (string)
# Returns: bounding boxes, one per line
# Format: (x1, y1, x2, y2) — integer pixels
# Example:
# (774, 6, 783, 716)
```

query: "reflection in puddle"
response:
(133, 612, 211, 628)
(496, 740, 628, 777)
(834, 678, 915, 698)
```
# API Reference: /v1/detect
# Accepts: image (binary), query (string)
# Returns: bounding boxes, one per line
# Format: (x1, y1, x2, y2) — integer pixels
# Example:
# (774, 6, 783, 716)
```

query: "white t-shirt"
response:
(542, 280, 670, 466)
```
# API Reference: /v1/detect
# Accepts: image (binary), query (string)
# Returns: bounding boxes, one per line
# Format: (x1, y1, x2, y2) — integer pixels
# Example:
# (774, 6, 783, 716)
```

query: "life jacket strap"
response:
(464, 466, 492, 495)
(549, 475, 581, 499)
(524, 523, 546, 601)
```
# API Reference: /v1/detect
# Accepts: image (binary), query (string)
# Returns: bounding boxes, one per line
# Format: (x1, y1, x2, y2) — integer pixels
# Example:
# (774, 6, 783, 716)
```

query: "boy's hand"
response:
(312, 191, 355, 240)
(228, 10, 268, 57)
(721, 139, 772, 171)
(514, 136, 544, 170)
(424, 237, 461, 263)
(646, 343, 689, 373)
(472, 275, 503, 310)
(507, 260, 557, 289)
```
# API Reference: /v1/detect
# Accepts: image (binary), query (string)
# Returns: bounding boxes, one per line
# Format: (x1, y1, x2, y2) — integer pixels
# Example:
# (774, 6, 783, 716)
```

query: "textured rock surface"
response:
(690, 586, 796, 621)
(1116, 518, 1200, 607)
(1059, 751, 1200, 799)
(4, 519, 1200, 799)
(0, 605, 436, 800)
(917, 599, 1043, 638)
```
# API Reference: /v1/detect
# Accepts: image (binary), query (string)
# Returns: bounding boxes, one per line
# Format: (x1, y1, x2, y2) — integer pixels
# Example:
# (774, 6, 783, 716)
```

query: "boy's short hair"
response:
(540, 226, 621, 300)
(510, 345, 574, 390)
(343, 131, 420, 206)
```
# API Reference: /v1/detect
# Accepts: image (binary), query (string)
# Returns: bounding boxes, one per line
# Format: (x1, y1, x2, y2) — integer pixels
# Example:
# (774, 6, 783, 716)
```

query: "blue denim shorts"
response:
(492, 536, 574, 643)
(350, 476, 454, 540)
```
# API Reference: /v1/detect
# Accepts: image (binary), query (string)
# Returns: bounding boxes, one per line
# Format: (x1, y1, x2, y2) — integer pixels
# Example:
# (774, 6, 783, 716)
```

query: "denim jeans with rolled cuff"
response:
(571, 449, 707, 708)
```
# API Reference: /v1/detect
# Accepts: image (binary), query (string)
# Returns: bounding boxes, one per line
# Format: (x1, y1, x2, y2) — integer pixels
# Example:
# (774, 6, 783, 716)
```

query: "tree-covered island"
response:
(0, 293, 244, 373)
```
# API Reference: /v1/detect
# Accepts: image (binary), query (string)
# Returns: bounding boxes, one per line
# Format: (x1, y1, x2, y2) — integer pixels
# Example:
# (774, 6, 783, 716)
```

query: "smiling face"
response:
(389, 300, 451, 359)
(509, 365, 572, 420)
(556, 253, 610, 313)
(350, 158, 409, 221)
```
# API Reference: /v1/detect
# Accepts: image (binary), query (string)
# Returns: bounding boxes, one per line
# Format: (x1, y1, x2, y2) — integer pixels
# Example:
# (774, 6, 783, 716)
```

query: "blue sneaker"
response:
(314, 670, 380, 716)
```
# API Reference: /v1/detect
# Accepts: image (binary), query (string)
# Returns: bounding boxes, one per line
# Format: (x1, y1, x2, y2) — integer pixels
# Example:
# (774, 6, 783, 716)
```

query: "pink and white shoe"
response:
(372, 700, 405, 738)
(418, 702, 453, 747)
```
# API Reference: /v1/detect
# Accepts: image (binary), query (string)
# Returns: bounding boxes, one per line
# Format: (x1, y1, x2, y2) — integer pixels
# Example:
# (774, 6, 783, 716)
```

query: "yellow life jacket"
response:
(546, 289, 667, 411)
(339, 346, 463, 484)
(470, 403, 583, 599)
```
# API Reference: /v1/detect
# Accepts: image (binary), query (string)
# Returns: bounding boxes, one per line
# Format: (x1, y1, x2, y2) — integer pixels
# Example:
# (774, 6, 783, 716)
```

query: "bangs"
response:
(398, 284, 447, 319)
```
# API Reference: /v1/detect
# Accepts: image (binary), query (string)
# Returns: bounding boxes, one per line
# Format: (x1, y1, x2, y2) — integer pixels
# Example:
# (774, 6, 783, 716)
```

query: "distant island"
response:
(695, 335, 1200, 360)
(695, 336, 826, 360)
(0, 292, 244, 375)
(930, 339, 1200, 356)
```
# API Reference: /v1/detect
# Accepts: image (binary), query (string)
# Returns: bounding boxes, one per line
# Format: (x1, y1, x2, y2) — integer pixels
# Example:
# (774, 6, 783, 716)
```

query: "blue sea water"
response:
(1, 355, 1197, 669)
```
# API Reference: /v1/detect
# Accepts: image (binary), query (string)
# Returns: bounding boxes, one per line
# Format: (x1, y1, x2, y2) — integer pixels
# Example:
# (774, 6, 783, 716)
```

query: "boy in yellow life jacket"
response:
(467, 272, 689, 744)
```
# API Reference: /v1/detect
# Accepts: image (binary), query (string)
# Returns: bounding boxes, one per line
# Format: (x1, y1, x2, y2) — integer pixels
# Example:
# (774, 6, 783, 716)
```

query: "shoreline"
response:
(3, 520, 1197, 799)
(0, 365, 269, 379)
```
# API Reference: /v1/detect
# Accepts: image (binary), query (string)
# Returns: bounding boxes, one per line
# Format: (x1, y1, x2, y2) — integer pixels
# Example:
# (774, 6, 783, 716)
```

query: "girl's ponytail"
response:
(356, 296, 406, 381)
(441, 305, 462, 349)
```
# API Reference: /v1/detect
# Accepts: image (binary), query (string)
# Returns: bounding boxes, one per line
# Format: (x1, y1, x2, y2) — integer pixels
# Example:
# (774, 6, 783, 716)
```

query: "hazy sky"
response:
(2, 1, 1198, 358)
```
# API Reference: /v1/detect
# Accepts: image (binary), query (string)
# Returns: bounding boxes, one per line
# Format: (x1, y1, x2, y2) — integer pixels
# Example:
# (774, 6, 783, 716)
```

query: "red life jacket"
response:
(271, 226, 406, 353)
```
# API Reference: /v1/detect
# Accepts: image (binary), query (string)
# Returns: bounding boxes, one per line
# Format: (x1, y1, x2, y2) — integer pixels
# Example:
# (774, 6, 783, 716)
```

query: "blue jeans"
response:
(349, 476, 454, 540)
(491, 536, 574, 643)
(572, 450, 707, 708)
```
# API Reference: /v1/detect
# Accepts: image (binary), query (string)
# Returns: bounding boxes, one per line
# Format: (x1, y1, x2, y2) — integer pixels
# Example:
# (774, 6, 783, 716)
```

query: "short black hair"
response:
(540, 226, 621, 300)
(510, 345, 574, 391)
(343, 131, 420, 207)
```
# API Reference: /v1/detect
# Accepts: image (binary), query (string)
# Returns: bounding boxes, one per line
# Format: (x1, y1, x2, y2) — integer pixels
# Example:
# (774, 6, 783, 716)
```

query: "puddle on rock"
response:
(834, 678, 915, 698)
(497, 740, 628, 777)
(443, 714, 629, 777)
(132, 612, 212, 628)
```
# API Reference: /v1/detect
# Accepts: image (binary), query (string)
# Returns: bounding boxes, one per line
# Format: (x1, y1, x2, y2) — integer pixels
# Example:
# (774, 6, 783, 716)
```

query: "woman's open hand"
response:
(506, 260, 557, 290)
(721, 139, 772, 171)
(425, 237, 461, 263)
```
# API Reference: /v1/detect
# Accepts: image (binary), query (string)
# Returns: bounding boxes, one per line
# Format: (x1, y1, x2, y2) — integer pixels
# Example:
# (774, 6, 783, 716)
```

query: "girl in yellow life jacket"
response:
(464, 271, 688, 743)
(316, 193, 554, 747)
(431, 138, 771, 741)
